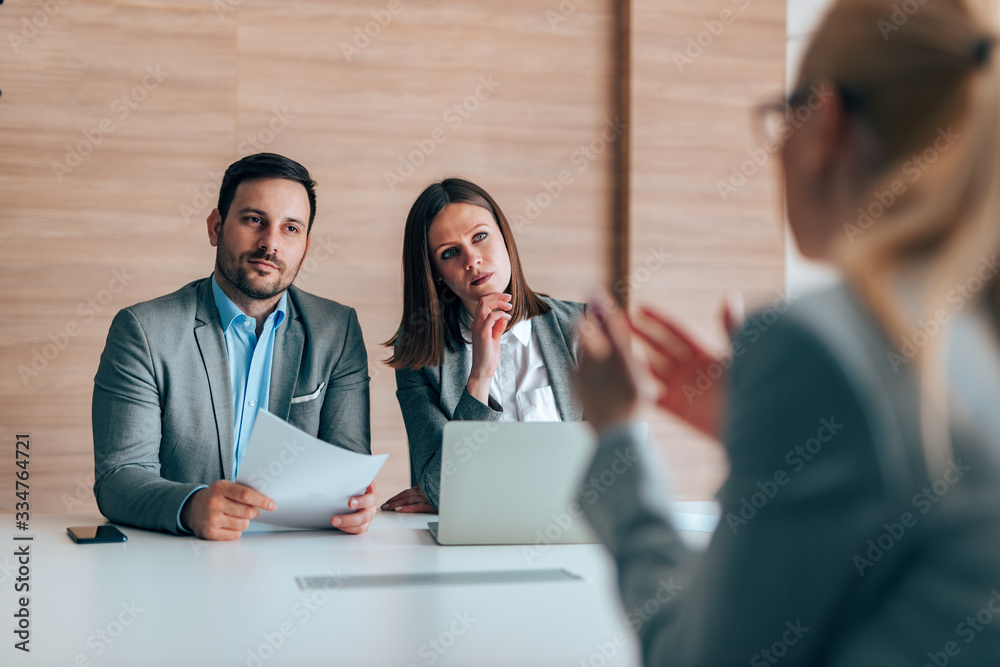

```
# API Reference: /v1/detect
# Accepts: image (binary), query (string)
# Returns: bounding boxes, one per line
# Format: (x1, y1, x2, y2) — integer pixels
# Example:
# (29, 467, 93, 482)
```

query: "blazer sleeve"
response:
(581, 314, 898, 666)
(92, 308, 204, 534)
(395, 363, 501, 510)
(317, 307, 371, 455)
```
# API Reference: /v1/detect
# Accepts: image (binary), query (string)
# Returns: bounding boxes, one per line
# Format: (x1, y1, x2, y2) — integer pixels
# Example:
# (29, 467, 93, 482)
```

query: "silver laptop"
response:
(428, 421, 646, 546)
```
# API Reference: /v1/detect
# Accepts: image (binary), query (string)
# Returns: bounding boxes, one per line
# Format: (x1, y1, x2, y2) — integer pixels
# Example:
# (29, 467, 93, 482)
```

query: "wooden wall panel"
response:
(0, 0, 615, 511)
(629, 0, 787, 499)
(1, 0, 237, 512)
(233, 0, 617, 501)
(0, 0, 785, 513)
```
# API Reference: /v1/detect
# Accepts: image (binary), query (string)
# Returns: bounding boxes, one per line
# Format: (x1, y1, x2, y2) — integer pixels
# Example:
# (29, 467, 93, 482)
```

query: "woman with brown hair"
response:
(575, 0, 1000, 664)
(381, 178, 585, 512)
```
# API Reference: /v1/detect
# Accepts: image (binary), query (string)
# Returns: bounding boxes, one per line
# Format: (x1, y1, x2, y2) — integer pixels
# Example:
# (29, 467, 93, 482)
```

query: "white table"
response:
(0, 508, 716, 667)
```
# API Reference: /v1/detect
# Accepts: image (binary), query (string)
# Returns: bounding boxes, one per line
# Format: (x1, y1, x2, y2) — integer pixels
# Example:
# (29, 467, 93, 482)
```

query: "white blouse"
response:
(461, 315, 561, 422)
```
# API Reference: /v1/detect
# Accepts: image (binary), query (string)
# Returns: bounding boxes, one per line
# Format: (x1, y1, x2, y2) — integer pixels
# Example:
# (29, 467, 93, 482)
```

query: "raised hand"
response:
(630, 294, 743, 440)
(575, 297, 641, 433)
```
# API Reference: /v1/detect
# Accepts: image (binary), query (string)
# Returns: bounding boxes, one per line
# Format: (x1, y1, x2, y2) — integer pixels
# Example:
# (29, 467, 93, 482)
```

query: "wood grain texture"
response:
(0, 0, 784, 513)
(0, 0, 616, 512)
(2, 0, 237, 513)
(629, 0, 786, 500)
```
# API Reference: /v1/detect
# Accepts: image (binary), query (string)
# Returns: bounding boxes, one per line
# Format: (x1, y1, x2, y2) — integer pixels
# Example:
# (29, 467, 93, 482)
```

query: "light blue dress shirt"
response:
(211, 275, 287, 477)
(174, 275, 287, 532)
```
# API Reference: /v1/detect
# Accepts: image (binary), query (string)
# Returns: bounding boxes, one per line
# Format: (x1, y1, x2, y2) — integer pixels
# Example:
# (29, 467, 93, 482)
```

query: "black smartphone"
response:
(67, 525, 127, 544)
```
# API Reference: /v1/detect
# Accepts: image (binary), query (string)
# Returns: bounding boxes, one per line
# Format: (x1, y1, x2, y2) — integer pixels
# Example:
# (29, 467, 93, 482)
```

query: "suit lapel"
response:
(440, 340, 472, 416)
(270, 290, 304, 421)
(194, 279, 235, 480)
(533, 309, 583, 421)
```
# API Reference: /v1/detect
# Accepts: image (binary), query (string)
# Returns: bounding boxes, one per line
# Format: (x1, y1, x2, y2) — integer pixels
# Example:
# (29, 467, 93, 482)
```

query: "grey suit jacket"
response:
(581, 283, 1000, 665)
(92, 277, 371, 534)
(395, 296, 585, 509)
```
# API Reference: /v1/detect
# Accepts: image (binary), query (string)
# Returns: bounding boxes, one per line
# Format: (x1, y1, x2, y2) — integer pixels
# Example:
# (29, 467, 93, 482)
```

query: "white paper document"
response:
(236, 409, 387, 529)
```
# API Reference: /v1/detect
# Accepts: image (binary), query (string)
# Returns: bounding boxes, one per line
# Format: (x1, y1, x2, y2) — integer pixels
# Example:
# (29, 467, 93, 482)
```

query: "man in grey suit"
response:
(92, 153, 376, 540)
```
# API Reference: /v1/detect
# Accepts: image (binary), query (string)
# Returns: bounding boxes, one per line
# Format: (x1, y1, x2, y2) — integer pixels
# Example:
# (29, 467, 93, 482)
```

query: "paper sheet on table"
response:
(236, 409, 387, 529)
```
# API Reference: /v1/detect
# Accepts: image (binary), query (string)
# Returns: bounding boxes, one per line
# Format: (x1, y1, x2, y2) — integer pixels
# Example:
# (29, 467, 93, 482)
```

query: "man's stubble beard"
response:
(215, 228, 304, 301)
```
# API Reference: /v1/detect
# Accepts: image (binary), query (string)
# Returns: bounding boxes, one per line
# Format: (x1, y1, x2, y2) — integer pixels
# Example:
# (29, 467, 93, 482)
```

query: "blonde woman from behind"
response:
(575, 0, 1000, 664)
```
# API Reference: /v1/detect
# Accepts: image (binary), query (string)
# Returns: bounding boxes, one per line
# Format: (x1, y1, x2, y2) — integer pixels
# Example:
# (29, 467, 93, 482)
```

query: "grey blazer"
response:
(395, 296, 585, 509)
(581, 284, 1000, 665)
(92, 277, 371, 534)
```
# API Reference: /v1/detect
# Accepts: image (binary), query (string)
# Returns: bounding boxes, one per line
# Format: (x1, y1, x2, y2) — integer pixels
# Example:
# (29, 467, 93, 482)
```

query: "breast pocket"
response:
(517, 385, 561, 422)
(288, 383, 326, 435)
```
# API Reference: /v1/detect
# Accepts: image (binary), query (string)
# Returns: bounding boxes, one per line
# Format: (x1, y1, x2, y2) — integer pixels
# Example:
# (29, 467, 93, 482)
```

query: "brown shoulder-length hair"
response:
(384, 178, 551, 370)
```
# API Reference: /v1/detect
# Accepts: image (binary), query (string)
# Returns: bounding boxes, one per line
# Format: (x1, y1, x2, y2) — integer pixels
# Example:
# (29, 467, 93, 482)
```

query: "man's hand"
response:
(332, 482, 379, 534)
(180, 480, 276, 541)
(381, 485, 436, 513)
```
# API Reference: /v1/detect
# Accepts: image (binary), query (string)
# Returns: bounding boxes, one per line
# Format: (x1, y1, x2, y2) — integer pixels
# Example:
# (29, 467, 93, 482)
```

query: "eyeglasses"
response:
(753, 82, 864, 148)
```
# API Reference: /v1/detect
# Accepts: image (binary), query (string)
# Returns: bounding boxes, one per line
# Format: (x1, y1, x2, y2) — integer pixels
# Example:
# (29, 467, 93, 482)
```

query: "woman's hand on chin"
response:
(466, 293, 512, 403)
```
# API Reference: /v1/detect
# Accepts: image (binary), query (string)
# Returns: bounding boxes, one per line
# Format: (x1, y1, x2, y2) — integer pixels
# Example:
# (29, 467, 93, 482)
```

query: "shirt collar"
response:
(508, 318, 532, 346)
(459, 306, 532, 347)
(211, 274, 287, 332)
